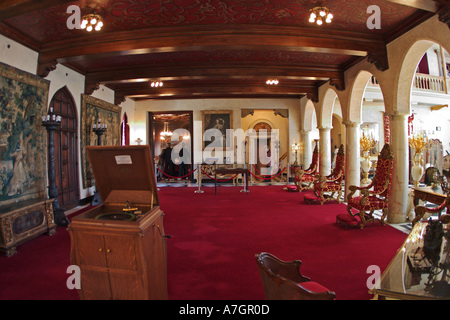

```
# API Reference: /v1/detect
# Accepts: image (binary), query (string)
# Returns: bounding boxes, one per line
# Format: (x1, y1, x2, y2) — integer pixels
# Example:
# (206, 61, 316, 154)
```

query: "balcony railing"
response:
(369, 74, 449, 95)
(413, 73, 448, 94)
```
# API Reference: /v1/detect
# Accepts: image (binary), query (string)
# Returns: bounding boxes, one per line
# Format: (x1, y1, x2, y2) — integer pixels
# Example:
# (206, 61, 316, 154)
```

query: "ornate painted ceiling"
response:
(0, 0, 447, 103)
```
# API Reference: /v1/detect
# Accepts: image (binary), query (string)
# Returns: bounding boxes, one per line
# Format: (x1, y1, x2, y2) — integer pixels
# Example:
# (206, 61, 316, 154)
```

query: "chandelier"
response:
(80, 14, 103, 32)
(309, 6, 333, 25)
(160, 121, 172, 140)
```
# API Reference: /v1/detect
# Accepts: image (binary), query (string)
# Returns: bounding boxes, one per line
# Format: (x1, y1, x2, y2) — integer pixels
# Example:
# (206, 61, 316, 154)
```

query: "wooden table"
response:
(215, 168, 249, 195)
(370, 221, 450, 300)
(414, 186, 447, 207)
(413, 187, 449, 223)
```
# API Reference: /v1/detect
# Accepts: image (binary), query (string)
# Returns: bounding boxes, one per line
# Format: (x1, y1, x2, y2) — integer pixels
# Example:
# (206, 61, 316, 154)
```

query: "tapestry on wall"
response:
(80, 94, 121, 189)
(0, 62, 50, 206)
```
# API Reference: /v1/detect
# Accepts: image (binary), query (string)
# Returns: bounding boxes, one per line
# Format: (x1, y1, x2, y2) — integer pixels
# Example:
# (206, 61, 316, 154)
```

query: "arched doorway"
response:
(253, 122, 272, 179)
(49, 86, 79, 210)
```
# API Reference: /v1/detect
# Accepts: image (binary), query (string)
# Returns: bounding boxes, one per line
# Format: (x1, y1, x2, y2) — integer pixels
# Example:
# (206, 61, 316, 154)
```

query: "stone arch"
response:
(347, 70, 377, 124)
(384, 16, 450, 223)
(317, 87, 337, 129)
(396, 40, 441, 114)
(301, 99, 316, 132)
(391, 16, 450, 115)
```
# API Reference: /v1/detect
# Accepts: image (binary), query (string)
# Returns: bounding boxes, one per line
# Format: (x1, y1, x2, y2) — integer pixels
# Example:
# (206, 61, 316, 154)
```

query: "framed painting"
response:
(0, 62, 50, 205)
(201, 110, 233, 150)
(80, 94, 121, 188)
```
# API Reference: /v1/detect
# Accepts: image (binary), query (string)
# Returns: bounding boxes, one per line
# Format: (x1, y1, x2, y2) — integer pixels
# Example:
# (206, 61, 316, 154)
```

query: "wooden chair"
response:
(336, 144, 394, 229)
(255, 252, 335, 300)
(311, 144, 345, 205)
(412, 193, 450, 227)
(286, 144, 319, 192)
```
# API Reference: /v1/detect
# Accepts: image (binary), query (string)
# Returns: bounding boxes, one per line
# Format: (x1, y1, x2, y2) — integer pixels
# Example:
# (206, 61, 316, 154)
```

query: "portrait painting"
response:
(201, 110, 233, 150)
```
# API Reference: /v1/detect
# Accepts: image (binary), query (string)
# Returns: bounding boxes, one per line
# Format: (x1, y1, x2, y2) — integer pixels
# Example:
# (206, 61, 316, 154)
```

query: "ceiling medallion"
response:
(309, 6, 333, 25)
(80, 14, 103, 32)
(266, 79, 279, 85)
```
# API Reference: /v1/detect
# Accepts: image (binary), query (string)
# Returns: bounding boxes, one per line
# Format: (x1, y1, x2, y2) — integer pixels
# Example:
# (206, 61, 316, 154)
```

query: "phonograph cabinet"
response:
(68, 145, 168, 300)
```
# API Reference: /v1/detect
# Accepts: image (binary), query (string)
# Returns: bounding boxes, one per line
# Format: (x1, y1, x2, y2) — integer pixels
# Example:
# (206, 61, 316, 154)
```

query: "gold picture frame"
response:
(201, 110, 233, 150)
(80, 94, 122, 188)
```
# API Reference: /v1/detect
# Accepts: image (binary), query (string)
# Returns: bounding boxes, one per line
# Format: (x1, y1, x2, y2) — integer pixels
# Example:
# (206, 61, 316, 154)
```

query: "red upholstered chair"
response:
(286, 143, 319, 192)
(336, 144, 394, 229)
(310, 144, 345, 205)
(296, 143, 320, 192)
(286, 144, 319, 192)
(255, 252, 335, 300)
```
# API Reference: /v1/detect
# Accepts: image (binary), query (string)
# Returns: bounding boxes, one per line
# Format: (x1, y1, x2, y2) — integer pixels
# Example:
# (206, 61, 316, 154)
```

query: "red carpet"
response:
(0, 185, 408, 300)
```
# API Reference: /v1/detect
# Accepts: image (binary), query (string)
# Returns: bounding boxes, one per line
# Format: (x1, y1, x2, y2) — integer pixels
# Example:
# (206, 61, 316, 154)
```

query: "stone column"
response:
(344, 121, 361, 199)
(300, 130, 312, 168)
(387, 113, 409, 224)
(318, 126, 332, 176)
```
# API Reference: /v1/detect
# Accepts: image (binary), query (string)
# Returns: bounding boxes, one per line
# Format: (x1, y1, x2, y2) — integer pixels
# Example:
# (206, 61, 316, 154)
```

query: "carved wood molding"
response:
(37, 59, 57, 77)
(241, 110, 255, 118)
(306, 87, 319, 103)
(329, 76, 345, 91)
(114, 93, 127, 106)
(367, 52, 389, 72)
(437, 5, 450, 29)
(85, 82, 100, 95)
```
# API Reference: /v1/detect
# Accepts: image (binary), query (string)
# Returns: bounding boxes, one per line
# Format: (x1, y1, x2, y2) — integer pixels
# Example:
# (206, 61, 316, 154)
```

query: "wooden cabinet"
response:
(68, 146, 168, 300)
(69, 207, 168, 300)
(0, 198, 56, 256)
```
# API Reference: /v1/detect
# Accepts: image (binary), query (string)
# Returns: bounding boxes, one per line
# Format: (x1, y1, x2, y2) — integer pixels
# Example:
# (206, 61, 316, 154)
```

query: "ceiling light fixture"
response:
(151, 81, 163, 87)
(80, 13, 103, 32)
(160, 121, 172, 140)
(309, 6, 333, 25)
(266, 79, 279, 85)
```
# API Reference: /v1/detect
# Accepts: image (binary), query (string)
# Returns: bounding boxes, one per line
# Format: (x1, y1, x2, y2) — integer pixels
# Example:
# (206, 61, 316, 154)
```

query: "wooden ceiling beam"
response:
(38, 25, 388, 76)
(84, 64, 342, 96)
(86, 64, 342, 84)
(109, 81, 319, 102)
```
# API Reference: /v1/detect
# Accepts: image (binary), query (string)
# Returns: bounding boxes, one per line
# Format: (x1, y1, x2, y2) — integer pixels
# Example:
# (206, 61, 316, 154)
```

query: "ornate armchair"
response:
(310, 144, 345, 205)
(255, 252, 335, 300)
(336, 144, 394, 229)
(413, 194, 450, 227)
(286, 144, 319, 192)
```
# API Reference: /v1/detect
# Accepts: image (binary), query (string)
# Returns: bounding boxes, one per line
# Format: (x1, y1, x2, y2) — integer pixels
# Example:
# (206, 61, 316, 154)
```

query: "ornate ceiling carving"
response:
(0, 0, 440, 102)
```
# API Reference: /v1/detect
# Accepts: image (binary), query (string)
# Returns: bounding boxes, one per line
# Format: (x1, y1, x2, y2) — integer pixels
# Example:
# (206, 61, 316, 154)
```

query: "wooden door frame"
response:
(49, 86, 80, 210)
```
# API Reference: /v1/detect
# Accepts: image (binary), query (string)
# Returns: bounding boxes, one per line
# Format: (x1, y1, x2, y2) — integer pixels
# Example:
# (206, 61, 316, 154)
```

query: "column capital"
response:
(342, 121, 361, 128)
(385, 111, 410, 120)
(317, 126, 332, 131)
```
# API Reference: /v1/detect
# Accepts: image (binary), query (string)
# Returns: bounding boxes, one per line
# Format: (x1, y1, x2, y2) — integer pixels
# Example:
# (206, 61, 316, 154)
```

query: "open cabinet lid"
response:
(86, 145, 160, 207)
